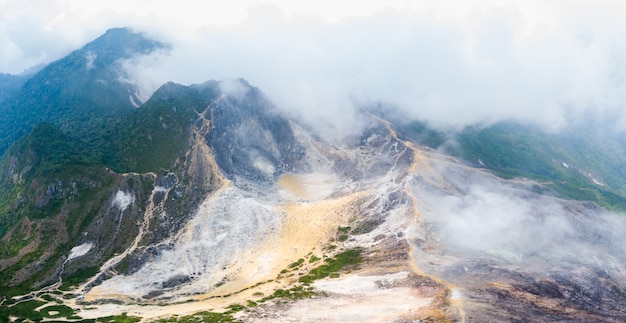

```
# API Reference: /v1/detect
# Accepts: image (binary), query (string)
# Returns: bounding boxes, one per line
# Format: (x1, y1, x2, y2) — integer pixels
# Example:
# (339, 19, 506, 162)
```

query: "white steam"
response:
(218, 78, 250, 98)
(112, 190, 134, 212)
(68, 242, 93, 260)
(85, 51, 96, 70)
(412, 162, 626, 270)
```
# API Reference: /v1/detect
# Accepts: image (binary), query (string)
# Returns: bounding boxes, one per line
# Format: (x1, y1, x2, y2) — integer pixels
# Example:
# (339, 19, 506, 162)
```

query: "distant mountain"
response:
(392, 117, 626, 211)
(0, 27, 164, 156)
(453, 122, 626, 209)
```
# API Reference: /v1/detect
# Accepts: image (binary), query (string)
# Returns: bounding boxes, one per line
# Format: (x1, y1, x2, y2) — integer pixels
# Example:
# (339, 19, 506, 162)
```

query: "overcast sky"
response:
(2, 0, 626, 131)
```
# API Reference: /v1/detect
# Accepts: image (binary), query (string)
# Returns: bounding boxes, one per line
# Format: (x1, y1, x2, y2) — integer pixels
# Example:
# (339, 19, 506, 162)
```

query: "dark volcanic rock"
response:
(162, 274, 191, 289)
(207, 79, 305, 185)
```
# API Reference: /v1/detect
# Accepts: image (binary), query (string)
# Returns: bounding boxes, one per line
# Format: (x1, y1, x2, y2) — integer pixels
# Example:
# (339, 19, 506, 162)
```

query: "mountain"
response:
(0, 27, 164, 156)
(2, 28, 626, 323)
(394, 118, 626, 211)
(0, 73, 30, 105)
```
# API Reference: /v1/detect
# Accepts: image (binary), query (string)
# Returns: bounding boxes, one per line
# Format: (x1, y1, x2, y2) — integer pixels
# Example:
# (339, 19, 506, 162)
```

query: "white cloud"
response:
(4, 0, 626, 130)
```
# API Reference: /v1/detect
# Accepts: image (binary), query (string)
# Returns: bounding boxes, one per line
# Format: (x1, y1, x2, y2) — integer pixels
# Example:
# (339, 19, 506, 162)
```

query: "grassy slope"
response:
(398, 119, 626, 211)
(0, 81, 219, 297)
(454, 122, 626, 210)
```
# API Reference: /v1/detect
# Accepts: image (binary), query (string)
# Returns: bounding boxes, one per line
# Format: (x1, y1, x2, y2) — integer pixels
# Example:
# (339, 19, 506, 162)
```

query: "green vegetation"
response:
(0, 72, 29, 105)
(336, 226, 351, 242)
(298, 248, 362, 284)
(39, 304, 75, 318)
(337, 226, 351, 233)
(97, 312, 142, 323)
(41, 294, 61, 303)
(1, 299, 80, 322)
(308, 255, 321, 263)
(352, 219, 383, 235)
(99, 81, 219, 174)
(288, 258, 305, 269)
(224, 304, 245, 314)
(258, 285, 319, 302)
(451, 122, 626, 211)
(151, 311, 240, 323)
(397, 119, 449, 149)
(4, 299, 46, 321)
(0, 162, 116, 298)
(61, 266, 100, 290)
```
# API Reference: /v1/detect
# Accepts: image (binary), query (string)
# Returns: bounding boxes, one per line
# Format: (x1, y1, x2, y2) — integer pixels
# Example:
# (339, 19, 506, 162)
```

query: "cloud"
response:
(411, 162, 626, 273)
(122, 3, 626, 134)
(4, 0, 626, 131)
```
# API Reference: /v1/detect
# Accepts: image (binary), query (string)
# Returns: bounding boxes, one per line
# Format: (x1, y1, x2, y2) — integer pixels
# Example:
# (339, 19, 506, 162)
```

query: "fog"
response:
(411, 161, 626, 273)
(125, 7, 626, 133)
(4, 1, 626, 132)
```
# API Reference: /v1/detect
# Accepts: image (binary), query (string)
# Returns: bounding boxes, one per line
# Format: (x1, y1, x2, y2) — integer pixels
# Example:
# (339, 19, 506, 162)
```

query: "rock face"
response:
(2, 29, 626, 323)
(207, 79, 305, 185)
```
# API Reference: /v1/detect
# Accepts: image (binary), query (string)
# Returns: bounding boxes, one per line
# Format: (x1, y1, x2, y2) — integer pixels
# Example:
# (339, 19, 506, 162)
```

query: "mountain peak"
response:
(0, 27, 166, 156)
(79, 27, 165, 67)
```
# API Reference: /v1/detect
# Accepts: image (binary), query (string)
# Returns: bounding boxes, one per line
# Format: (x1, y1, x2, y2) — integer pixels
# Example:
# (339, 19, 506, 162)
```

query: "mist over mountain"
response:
(0, 73, 30, 105)
(1, 27, 626, 323)
(0, 27, 164, 156)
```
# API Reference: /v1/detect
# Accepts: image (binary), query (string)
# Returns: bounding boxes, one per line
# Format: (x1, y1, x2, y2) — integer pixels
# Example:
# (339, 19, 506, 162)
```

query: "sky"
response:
(2, 0, 626, 132)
